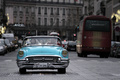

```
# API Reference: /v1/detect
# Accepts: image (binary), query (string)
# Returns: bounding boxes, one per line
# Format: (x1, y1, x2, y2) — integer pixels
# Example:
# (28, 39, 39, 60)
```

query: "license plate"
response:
(33, 63, 48, 68)
(93, 47, 102, 49)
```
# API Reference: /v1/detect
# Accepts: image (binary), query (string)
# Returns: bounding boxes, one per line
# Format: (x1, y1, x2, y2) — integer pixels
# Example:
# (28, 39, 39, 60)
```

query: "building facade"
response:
(0, 0, 4, 25)
(82, 0, 120, 41)
(106, 0, 120, 41)
(5, 0, 83, 40)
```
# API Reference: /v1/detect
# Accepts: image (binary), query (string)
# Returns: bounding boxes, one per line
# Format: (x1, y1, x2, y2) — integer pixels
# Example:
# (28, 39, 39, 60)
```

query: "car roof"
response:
(25, 36, 60, 39)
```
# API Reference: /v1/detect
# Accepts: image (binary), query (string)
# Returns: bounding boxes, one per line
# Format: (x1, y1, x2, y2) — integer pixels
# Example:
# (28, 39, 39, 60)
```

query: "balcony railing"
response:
(31, 12, 35, 16)
(6, 0, 83, 6)
(19, 11, 23, 16)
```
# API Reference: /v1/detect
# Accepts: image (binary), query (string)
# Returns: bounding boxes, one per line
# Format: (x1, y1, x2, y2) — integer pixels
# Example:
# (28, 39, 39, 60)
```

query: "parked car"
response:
(67, 41, 76, 51)
(62, 41, 68, 49)
(17, 36, 69, 74)
(18, 39, 23, 47)
(110, 41, 120, 57)
(114, 45, 120, 58)
(2, 33, 16, 51)
(4, 39, 12, 52)
(10, 42, 15, 51)
(0, 39, 7, 55)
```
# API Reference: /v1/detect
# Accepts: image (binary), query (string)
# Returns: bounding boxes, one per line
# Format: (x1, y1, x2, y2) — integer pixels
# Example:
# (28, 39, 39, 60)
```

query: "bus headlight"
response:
(18, 51, 24, 57)
(62, 50, 68, 57)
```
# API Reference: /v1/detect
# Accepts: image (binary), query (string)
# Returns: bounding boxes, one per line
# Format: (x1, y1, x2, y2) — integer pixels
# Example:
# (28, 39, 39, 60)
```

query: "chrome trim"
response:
(61, 58, 69, 60)
(17, 55, 69, 61)
(18, 55, 61, 60)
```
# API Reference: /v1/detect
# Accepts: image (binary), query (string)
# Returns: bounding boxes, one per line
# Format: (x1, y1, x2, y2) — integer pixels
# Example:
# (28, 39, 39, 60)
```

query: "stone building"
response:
(5, 0, 83, 40)
(82, 0, 120, 41)
(0, 0, 4, 25)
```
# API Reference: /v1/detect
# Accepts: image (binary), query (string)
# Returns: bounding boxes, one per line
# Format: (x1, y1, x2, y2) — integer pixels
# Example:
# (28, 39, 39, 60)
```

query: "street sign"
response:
(115, 26, 120, 32)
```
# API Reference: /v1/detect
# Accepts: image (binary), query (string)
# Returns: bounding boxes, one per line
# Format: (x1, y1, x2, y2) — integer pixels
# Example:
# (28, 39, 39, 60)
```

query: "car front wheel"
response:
(58, 68, 66, 74)
(19, 68, 26, 74)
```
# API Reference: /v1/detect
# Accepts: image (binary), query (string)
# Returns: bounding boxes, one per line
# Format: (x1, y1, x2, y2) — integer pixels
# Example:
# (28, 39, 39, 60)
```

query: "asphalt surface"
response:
(0, 49, 120, 80)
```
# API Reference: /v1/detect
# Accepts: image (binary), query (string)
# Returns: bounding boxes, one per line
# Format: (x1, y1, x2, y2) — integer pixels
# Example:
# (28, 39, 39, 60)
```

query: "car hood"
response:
(20, 46, 63, 57)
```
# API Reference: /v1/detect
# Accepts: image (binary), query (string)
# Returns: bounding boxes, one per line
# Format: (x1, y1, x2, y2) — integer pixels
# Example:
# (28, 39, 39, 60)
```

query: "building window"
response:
(14, 17, 16, 23)
(44, 7, 47, 15)
(32, 7, 35, 12)
(62, 19, 65, 26)
(38, 18, 41, 25)
(50, 18, 53, 26)
(19, 6, 22, 11)
(26, 7, 29, 13)
(51, 8, 53, 15)
(44, 18, 47, 26)
(80, 0, 83, 4)
(26, 17, 28, 25)
(85, 6, 87, 14)
(20, 17, 23, 23)
(74, 19, 76, 25)
(74, 0, 76, 4)
(63, 8, 65, 15)
(68, 19, 70, 26)
(57, 8, 59, 15)
(38, 7, 41, 14)
(56, 18, 59, 26)
(51, 0, 53, 2)
(14, 7, 17, 12)
(73, 9, 77, 16)
(63, 0, 65, 3)
(68, 9, 71, 16)
(57, 0, 59, 3)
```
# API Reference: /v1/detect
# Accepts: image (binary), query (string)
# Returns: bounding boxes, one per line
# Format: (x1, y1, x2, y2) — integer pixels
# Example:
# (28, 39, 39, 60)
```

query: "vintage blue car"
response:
(17, 36, 69, 74)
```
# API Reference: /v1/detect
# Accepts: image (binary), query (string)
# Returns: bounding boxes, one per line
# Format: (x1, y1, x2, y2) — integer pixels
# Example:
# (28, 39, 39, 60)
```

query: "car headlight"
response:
(18, 51, 24, 57)
(62, 50, 68, 57)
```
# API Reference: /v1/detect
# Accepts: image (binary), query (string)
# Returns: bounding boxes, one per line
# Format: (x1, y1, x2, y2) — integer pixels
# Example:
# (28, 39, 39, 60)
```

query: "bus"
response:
(76, 15, 112, 58)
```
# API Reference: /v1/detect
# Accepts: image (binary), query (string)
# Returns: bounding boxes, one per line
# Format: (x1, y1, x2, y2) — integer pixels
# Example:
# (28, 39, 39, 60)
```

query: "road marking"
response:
(4, 60, 12, 62)
(112, 74, 120, 77)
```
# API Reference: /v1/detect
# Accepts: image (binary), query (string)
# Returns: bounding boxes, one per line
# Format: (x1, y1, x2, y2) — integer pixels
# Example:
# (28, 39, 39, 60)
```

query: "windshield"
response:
(23, 37, 61, 46)
(85, 20, 110, 32)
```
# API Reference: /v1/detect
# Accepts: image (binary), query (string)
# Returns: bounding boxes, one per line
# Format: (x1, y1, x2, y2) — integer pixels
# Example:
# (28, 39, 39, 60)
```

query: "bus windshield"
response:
(85, 20, 110, 32)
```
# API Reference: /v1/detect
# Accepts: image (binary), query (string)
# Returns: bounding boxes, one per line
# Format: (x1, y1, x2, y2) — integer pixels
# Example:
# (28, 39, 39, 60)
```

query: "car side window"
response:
(57, 38, 62, 46)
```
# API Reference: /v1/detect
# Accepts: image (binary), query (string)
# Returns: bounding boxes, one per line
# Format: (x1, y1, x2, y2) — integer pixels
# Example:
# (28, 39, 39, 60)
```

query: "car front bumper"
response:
(17, 58, 69, 69)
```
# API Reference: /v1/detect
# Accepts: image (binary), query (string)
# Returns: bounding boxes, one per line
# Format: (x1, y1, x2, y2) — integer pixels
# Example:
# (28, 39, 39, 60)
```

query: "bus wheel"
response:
(77, 53, 81, 57)
(77, 52, 83, 57)
(100, 54, 104, 58)
(104, 53, 109, 58)
(83, 54, 87, 57)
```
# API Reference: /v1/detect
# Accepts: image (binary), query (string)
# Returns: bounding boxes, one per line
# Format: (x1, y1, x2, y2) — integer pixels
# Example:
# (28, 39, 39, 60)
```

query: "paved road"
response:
(0, 49, 120, 80)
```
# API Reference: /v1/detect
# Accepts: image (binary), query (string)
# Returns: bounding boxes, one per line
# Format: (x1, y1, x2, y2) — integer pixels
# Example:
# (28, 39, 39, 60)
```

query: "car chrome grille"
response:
(27, 56, 59, 63)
